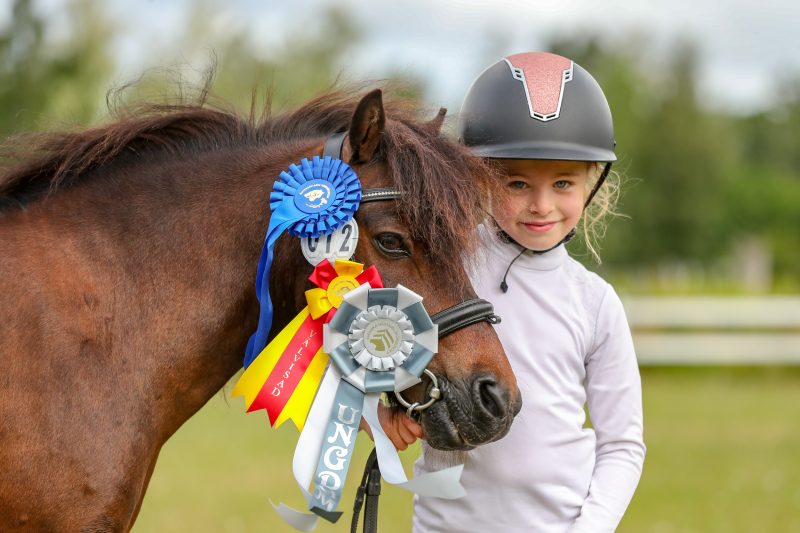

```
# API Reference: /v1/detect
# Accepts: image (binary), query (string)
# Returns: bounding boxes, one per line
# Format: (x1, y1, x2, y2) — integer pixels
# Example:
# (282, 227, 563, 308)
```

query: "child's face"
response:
(491, 159, 589, 251)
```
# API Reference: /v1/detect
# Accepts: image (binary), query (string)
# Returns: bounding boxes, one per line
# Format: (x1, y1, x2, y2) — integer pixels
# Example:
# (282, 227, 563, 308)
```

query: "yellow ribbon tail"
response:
(231, 307, 311, 409)
(273, 348, 329, 431)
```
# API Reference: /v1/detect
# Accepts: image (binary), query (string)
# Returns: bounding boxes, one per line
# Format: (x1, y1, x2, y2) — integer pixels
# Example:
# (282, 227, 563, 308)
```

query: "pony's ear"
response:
(425, 107, 447, 135)
(348, 89, 385, 164)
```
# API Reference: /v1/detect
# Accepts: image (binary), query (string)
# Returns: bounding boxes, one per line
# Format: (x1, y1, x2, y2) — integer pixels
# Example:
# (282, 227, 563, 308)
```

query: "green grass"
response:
(134, 390, 416, 533)
(134, 368, 800, 533)
(620, 367, 800, 533)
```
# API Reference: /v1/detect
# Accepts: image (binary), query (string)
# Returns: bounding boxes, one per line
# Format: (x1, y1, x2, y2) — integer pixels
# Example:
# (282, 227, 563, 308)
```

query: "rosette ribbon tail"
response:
(236, 260, 379, 431)
(272, 363, 346, 531)
(244, 210, 303, 368)
(279, 284, 465, 528)
(233, 308, 328, 429)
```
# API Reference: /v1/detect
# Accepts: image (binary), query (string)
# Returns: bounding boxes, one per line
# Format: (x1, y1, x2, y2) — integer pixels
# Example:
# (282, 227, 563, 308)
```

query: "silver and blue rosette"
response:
(275, 284, 465, 531)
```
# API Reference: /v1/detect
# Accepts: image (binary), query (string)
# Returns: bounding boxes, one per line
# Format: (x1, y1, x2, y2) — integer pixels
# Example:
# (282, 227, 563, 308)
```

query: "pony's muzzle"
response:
(421, 373, 522, 450)
(472, 374, 516, 421)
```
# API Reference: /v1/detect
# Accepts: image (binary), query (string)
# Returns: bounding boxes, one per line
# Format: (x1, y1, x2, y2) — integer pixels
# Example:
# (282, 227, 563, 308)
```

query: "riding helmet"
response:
(458, 51, 616, 163)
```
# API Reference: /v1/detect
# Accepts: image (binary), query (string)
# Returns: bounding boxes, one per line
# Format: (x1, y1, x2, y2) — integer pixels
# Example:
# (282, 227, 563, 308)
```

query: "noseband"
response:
(324, 131, 501, 415)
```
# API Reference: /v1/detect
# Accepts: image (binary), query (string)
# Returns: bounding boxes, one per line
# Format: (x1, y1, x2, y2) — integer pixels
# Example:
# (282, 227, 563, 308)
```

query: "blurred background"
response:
(2, 0, 798, 531)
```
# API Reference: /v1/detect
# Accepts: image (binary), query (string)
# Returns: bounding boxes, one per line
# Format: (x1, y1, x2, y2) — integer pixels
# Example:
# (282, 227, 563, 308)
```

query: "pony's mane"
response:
(0, 87, 497, 275)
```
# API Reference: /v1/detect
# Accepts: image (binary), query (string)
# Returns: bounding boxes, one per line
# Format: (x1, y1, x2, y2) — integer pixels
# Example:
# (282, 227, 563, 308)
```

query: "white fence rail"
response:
(621, 296, 800, 365)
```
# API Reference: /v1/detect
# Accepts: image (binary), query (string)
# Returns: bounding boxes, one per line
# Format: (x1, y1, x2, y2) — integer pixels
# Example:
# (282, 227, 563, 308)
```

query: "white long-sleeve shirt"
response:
(414, 225, 645, 532)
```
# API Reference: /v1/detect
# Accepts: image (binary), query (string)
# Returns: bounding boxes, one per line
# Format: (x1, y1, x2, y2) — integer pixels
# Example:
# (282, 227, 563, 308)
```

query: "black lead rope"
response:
(351, 448, 381, 533)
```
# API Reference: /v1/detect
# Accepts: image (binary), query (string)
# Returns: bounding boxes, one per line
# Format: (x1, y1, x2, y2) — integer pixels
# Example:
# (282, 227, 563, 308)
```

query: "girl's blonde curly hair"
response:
(579, 162, 622, 263)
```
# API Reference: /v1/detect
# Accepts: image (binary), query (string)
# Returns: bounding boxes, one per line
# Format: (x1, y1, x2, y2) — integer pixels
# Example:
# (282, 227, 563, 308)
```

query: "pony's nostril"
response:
(472, 375, 507, 419)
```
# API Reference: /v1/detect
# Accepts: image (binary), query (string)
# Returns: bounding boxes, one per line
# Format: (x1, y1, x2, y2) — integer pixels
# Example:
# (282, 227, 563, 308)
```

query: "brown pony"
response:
(0, 87, 521, 531)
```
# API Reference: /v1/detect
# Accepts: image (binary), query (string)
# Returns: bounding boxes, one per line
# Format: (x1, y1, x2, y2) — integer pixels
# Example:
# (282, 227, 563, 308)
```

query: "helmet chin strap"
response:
(585, 162, 612, 208)
(496, 226, 575, 293)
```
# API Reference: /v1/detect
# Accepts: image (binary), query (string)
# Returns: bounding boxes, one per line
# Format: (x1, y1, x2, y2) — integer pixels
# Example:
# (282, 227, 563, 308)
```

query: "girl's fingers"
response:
(367, 403, 425, 450)
(403, 416, 424, 439)
(396, 419, 416, 446)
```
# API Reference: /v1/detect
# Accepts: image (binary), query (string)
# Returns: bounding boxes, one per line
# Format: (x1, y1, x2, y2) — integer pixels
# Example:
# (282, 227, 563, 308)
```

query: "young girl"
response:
(379, 52, 645, 532)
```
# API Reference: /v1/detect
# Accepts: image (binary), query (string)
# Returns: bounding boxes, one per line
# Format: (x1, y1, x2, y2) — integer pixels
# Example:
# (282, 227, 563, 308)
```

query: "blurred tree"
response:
(210, 5, 364, 109)
(730, 80, 800, 284)
(115, 1, 426, 118)
(0, 0, 112, 137)
(550, 36, 800, 290)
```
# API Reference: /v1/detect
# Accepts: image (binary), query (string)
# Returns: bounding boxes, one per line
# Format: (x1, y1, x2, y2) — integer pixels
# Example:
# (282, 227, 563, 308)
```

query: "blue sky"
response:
(11, 0, 800, 115)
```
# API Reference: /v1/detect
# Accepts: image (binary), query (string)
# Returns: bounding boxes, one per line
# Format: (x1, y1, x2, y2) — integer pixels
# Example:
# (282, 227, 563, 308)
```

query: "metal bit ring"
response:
(395, 369, 441, 416)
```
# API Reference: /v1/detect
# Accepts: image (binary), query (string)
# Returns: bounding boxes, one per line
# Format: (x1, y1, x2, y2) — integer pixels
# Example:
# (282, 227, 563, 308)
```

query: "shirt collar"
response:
(479, 223, 567, 272)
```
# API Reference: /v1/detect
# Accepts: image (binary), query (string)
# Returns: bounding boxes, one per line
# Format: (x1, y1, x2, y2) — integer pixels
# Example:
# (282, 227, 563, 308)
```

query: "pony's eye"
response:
(373, 232, 411, 258)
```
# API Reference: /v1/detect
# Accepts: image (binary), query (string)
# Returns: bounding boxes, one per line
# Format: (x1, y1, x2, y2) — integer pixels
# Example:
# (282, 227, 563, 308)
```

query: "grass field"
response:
(134, 368, 800, 533)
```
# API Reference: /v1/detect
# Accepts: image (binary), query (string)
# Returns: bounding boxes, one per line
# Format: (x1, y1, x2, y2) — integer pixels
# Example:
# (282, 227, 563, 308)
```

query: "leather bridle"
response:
(323, 131, 501, 415)
(323, 130, 501, 533)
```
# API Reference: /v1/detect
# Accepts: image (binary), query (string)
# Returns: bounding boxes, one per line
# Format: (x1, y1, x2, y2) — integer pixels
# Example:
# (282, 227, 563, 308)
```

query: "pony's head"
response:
(306, 89, 522, 449)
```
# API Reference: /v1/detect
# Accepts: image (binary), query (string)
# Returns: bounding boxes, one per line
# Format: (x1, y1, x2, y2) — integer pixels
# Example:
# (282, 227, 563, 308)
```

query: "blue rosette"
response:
(244, 156, 361, 368)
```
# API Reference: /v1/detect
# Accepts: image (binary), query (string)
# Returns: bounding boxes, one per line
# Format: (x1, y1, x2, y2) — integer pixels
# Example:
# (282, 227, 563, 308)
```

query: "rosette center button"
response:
(294, 179, 333, 213)
(364, 318, 403, 358)
(326, 276, 359, 307)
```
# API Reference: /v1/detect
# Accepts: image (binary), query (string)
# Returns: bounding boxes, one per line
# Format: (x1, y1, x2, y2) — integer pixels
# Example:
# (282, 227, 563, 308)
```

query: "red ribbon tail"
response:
(247, 315, 324, 425)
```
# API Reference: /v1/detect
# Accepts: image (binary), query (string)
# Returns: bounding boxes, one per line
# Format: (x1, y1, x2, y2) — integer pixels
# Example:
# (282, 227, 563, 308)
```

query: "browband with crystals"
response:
(361, 187, 402, 203)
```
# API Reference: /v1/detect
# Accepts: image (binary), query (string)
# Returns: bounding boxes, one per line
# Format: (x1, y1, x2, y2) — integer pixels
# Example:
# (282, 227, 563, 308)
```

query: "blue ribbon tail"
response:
(244, 157, 361, 369)
(243, 205, 301, 368)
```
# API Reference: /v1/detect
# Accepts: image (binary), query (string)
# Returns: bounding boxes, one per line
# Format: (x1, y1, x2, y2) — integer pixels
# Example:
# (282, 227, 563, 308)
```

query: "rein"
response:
(322, 131, 501, 532)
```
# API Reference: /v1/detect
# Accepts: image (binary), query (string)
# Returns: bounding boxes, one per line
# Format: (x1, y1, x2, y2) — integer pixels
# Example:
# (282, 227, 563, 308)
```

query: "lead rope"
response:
(351, 448, 381, 533)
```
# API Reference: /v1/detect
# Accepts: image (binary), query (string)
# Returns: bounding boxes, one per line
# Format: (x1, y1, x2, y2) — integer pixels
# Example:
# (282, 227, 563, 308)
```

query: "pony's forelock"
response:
(382, 119, 499, 286)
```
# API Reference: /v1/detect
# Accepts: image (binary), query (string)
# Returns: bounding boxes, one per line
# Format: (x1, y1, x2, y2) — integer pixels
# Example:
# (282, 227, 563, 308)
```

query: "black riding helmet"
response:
(458, 51, 616, 207)
(459, 52, 617, 290)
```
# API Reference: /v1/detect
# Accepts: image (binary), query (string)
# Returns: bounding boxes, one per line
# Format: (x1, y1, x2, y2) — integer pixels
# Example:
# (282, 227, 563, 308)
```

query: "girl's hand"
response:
(359, 403, 424, 451)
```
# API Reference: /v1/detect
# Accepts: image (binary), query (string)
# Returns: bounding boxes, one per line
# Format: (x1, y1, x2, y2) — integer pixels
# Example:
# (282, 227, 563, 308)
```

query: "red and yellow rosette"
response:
(232, 260, 383, 430)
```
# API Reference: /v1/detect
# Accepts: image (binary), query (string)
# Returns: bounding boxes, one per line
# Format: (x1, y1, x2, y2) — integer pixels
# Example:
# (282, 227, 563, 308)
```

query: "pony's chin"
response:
(384, 393, 474, 451)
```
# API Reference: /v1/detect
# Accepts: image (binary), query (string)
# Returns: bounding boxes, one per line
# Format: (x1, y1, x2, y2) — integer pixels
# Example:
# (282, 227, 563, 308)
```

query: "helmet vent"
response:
(505, 52, 573, 122)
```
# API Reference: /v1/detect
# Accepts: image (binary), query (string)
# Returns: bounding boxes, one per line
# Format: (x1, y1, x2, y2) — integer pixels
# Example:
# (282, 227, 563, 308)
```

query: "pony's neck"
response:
(59, 142, 313, 438)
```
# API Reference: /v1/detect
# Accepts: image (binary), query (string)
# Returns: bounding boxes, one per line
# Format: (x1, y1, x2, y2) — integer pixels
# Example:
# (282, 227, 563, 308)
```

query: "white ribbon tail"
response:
(271, 501, 318, 532)
(361, 394, 466, 499)
(271, 363, 342, 531)
(398, 464, 465, 499)
(293, 364, 341, 488)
